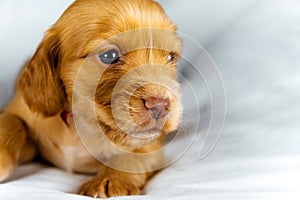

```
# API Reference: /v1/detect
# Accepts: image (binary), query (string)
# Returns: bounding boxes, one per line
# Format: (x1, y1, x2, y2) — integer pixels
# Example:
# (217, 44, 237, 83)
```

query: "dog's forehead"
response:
(115, 28, 182, 53)
(57, 0, 181, 58)
(83, 28, 182, 56)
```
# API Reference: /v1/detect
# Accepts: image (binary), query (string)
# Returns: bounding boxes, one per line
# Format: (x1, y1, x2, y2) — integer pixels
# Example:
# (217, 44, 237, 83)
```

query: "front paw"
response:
(78, 174, 140, 198)
(0, 153, 16, 182)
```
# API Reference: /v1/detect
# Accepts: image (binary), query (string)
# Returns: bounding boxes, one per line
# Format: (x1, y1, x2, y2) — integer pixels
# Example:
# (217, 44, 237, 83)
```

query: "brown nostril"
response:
(144, 97, 170, 120)
(149, 105, 165, 120)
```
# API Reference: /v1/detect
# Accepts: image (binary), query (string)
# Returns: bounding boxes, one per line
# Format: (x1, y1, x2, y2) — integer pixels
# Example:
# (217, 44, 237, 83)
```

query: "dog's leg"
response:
(78, 142, 164, 198)
(79, 166, 149, 198)
(0, 112, 36, 182)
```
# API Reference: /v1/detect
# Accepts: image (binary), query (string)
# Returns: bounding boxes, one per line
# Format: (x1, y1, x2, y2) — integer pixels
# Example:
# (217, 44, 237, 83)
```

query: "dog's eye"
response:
(99, 49, 120, 64)
(167, 52, 176, 63)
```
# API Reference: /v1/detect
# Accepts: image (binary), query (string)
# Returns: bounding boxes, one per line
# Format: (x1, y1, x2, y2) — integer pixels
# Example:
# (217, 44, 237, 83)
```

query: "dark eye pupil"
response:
(99, 49, 120, 64)
(167, 52, 176, 62)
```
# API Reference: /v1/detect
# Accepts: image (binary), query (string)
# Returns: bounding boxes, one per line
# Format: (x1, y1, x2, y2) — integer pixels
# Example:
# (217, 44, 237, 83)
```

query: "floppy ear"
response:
(18, 30, 65, 117)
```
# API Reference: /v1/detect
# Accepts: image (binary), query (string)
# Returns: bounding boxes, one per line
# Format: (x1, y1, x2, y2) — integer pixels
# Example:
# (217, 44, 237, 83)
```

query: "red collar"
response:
(60, 110, 73, 127)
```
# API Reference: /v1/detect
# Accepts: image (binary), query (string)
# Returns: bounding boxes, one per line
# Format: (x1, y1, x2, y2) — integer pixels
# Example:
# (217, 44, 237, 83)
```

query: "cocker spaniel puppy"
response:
(0, 0, 182, 198)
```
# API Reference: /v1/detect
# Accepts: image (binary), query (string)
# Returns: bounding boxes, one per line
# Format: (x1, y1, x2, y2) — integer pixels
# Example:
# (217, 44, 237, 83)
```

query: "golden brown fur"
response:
(0, 0, 182, 197)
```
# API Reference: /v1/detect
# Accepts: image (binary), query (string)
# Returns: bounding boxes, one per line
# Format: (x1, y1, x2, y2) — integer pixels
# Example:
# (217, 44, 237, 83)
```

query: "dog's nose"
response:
(144, 97, 170, 120)
(149, 105, 167, 120)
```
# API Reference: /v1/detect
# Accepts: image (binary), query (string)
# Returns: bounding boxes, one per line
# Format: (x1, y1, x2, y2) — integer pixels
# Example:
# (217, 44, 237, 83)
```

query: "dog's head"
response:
(19, 0, 182, 148)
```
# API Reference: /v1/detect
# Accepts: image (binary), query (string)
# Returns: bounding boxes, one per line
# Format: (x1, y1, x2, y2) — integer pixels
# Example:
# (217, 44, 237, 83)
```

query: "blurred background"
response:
(0, 0, 300, 199)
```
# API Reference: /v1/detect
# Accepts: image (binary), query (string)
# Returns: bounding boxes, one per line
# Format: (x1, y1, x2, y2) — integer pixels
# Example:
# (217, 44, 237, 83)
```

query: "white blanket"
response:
(1, 0, 300, 199)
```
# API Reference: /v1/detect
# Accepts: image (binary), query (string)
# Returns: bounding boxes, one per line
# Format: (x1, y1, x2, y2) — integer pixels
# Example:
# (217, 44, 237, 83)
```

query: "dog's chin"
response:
(114, 117, 180, 148)
(128, 129, 161, 140)
(124, 130, 162, 148)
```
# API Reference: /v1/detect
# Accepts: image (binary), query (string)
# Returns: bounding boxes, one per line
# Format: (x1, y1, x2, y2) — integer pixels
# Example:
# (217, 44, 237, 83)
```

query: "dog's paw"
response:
(0, 154, 15, 182)
(78, 175, 140, 198)
(0, 169, 10, 183)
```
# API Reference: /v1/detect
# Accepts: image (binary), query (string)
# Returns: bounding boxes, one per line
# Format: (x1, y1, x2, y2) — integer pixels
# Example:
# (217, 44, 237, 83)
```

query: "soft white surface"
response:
(1, 0, 300, 199)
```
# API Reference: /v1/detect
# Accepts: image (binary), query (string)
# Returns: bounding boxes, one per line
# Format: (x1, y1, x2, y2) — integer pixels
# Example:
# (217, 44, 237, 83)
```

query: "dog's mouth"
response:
(124, 95, 172, 138)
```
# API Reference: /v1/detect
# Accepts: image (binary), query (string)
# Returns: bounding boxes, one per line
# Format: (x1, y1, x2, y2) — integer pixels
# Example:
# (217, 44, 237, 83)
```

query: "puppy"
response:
(0, 0, 182, 198)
